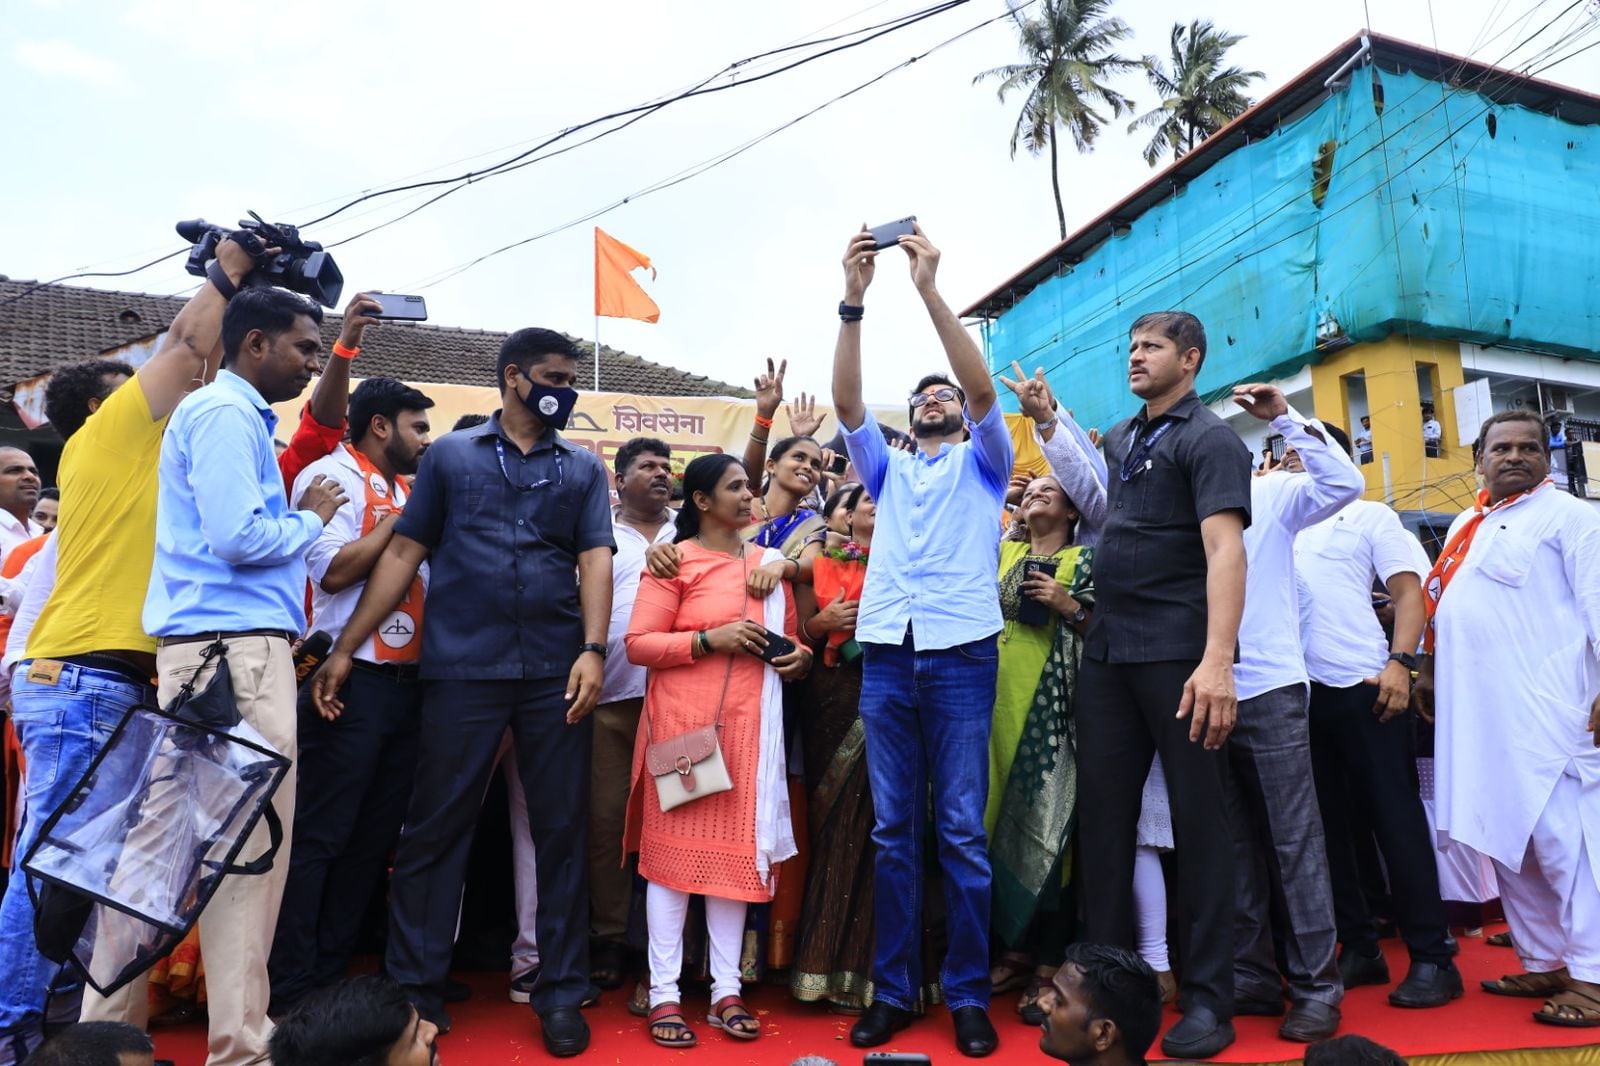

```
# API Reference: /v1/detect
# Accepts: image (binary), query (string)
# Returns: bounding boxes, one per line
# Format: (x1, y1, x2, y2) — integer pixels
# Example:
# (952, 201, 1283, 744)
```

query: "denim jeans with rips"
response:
(0, 662, 150, 1066)
(858, 631, 998, 1012)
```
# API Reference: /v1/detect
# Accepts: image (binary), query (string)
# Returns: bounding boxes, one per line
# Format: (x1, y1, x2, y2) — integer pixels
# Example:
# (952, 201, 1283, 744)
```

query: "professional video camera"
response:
(176, 211, 344, 307)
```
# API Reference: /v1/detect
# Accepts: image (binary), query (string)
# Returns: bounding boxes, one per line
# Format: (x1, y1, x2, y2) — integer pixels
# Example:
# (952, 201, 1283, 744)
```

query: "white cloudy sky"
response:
(4, 0, 1597, 406)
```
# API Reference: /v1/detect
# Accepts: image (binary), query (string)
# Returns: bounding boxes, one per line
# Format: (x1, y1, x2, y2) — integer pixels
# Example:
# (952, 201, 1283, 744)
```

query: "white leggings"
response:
(647, 882, 748, 1008)
(1133, 845, 1170, 971)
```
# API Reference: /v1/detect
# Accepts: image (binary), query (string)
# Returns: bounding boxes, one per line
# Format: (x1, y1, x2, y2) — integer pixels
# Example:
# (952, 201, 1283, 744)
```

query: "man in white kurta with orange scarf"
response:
(1416, 410, 1600, 1027)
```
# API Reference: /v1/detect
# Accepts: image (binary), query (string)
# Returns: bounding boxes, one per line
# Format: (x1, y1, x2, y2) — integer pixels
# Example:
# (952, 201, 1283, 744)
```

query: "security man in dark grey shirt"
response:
(314, 328, 615, 1058)
(1075, 311, 1252, 1061)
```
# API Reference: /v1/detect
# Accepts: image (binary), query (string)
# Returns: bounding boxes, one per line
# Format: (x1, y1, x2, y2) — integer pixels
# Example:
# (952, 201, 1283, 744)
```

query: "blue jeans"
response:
(0, 662, 150, 1063)
(859, 632, 998, 1011)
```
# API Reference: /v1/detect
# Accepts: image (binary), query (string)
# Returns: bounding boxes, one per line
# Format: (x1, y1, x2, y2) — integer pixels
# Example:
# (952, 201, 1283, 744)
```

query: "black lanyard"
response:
(495, 437, 563, 491)
(1120, 417, 1176, 482)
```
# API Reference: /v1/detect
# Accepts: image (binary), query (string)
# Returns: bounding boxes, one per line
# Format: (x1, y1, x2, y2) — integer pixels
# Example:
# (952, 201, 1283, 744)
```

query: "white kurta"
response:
(1433, 484, 1600, 879)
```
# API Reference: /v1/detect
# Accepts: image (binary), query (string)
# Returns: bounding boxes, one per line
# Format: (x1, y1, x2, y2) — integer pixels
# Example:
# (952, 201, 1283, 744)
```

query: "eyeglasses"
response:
(910, 387, 959, 409)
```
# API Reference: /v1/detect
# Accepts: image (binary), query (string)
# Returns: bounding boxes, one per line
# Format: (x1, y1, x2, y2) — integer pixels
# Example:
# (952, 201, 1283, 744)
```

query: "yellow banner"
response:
(272, 383, 910, 474)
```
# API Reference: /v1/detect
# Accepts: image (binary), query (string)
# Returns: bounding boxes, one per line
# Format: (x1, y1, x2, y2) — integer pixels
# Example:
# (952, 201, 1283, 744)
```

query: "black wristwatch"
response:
(578, 642, 609, 660)
(1387, 651, 1418, 671)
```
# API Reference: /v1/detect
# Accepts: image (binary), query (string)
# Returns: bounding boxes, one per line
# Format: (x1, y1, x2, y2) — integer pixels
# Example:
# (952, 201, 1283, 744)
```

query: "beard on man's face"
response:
(917, 407, 964, 438)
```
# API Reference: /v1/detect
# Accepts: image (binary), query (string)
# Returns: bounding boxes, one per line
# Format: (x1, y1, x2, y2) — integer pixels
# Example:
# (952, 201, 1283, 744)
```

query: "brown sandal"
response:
(707, 994, 760, 1039)
(990, 952, 1032, 994)
(627, 980, 650, 1018)
(647, 1003, 698, 1047)
(1482, 968, 1569, 998)
(1487, 931, 1515, 948)
(1534, 984, 1600, 1028)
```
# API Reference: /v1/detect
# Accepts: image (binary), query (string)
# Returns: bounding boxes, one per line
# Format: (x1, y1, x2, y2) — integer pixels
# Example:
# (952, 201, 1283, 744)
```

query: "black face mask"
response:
(513, 370, 579, 431)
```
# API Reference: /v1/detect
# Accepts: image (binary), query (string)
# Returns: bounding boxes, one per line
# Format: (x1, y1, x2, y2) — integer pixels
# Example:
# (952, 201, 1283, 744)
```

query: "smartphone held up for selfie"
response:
(868, 215, 917, 251)
(366, 293, 429, 321)
(1017, 558, 1060, 627)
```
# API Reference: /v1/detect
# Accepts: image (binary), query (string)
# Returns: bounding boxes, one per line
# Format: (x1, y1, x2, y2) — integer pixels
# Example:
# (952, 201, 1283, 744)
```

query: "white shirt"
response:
(1432, 484, 1600, 869)
(0, 510, 44, 615)
(4, 531, 57, 674)
(1422, 418, 1443, 443)
(601, 508, 677, 703)
(1234, 414, 1365, 701)
(1033, 404, 1108, 544)
(294, 449, 429, 664)
(1296, 500, 1429, 687)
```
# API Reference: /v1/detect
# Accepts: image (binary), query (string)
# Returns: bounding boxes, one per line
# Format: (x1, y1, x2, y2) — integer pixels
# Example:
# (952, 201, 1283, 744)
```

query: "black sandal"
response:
(590, 940, 627, 991)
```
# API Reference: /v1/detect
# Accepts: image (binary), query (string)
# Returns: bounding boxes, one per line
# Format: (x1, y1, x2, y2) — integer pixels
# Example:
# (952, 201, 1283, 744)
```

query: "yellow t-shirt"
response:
(27, 379, 167, 658)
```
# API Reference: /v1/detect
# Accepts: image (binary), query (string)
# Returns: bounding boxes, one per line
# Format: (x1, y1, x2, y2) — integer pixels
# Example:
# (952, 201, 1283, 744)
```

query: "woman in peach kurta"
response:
(623, 454, 808, 1049)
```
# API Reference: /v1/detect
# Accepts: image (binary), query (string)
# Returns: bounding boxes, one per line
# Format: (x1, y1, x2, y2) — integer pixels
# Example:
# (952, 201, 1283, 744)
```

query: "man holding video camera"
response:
(0, 238, 270, 1065)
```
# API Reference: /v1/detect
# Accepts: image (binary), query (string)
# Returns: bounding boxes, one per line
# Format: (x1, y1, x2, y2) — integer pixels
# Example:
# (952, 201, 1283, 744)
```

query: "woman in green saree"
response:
(986, 475, 1093, 1023)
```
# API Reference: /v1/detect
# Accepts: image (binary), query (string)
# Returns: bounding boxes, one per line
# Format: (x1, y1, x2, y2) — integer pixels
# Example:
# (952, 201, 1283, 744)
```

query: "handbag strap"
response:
(644, 544, 751, 746)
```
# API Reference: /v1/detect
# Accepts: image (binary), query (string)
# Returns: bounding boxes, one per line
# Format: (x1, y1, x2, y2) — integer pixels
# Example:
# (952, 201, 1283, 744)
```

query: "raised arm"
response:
(1001, 361, 1106, 537)
(137, 239, 259, 419)
(832, 229, 877, 432)
(745, 358, 787, 478)
(899, 224, 995, 420)
(1232, 384, 1363, 531)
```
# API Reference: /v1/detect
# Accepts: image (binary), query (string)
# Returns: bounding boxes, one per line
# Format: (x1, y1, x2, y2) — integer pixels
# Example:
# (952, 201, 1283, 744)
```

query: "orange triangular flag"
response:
(595, 227, 660, 323)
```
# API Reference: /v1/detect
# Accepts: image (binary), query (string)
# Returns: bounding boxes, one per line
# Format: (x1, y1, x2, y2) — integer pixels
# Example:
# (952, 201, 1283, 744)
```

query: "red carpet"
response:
(148, 927, 1600, 1064)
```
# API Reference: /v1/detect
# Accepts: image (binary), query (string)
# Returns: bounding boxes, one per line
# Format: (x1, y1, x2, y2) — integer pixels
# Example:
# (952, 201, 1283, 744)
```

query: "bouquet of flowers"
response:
(812, 541, 869, 666)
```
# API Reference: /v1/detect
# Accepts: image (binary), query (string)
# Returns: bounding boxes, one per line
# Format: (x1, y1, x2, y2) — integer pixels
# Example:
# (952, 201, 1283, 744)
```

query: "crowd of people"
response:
(0, 222, 1595, 1066)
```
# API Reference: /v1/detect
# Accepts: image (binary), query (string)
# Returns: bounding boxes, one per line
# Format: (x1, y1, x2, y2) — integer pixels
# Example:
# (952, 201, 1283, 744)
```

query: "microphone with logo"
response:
(293, 630, 334, 690)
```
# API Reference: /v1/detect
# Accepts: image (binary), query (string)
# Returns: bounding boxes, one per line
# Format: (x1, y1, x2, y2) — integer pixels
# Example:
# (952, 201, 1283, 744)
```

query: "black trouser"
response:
(385, 676, 592, 1017)
(268, 665, 422, 1007)
(1077, 658, 1236, 1018)
(1307, 681, 1451, 967)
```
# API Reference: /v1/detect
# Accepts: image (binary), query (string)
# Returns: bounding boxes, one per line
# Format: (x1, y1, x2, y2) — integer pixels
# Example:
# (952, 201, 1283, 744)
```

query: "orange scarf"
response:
(344, 445, 425, 663)
(1422, 478, 1550, 651)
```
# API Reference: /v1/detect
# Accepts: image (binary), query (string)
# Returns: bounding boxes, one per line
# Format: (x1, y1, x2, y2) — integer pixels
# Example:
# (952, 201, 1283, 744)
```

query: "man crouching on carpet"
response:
(1037, 944, 1162, 1066)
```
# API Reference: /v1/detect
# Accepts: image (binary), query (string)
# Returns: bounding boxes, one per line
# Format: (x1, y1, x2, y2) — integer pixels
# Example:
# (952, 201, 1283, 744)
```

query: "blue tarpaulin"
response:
(984, 66, 1600, 430)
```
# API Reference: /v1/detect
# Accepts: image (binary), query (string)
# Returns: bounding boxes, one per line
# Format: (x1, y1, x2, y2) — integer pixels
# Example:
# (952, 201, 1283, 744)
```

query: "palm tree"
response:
(974, 0, 1139, 239)
(1129, 20, 1263, 166)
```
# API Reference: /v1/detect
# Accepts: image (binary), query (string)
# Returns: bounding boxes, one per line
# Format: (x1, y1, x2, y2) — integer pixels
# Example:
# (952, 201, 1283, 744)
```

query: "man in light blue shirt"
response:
(833, 224, 1011, 1058)
(94, 287, 347, 1065)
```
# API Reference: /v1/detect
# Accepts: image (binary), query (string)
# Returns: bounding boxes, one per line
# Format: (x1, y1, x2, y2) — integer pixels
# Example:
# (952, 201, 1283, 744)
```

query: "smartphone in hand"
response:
(754, 626, 799, 664)
(367, 293, 429, 320)
(1016, 558, 1060, 627)
(868, 215, 917, 251)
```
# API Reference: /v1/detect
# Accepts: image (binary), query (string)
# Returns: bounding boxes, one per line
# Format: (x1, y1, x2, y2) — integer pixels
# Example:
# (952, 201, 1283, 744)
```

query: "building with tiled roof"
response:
(0, 277, 748, 481)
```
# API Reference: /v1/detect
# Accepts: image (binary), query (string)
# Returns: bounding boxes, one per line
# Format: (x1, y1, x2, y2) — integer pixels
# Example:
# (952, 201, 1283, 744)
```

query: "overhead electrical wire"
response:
(2, 0, 973, 307)
(403, 0, 1039, 291)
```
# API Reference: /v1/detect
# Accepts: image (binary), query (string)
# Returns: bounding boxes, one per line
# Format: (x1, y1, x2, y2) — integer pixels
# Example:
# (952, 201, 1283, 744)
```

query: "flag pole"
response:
(594, 312, 601, 393)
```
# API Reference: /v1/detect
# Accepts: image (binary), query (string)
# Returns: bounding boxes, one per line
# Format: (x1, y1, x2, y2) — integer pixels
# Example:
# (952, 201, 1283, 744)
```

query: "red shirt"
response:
(277, 406, 347, 491)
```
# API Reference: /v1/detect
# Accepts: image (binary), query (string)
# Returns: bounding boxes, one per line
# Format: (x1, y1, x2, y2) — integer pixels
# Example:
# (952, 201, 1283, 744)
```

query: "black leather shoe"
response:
(1233, 989, 1286, 1017)
(441, 977, 472, 1004)
(1338, 947, 1390, 988)
(1388, 961, 1464, 1008)
(1278, 1000, 1341, 1042)
(1160, 1005, 1235, 1059)
(952, 1006, 998, 1057)
(850, 1001, 915, 1047)
(540, 1006, 590, 1057)
(414, 1002, 452, 1036)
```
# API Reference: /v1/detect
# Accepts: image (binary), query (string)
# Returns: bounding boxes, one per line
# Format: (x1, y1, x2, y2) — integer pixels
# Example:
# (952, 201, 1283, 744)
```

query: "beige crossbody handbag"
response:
(642, 549, 747, 812)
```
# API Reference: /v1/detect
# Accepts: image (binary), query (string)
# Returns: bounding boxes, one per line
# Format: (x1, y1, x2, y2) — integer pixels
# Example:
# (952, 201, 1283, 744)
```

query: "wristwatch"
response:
(578, 642, 609, 660)
(1387, 651, 1418, 671)
(1070, 606, 1088, 625)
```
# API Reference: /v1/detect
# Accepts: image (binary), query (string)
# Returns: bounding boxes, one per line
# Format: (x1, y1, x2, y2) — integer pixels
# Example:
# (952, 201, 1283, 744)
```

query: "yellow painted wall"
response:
(1308, 337, 1478, 513)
